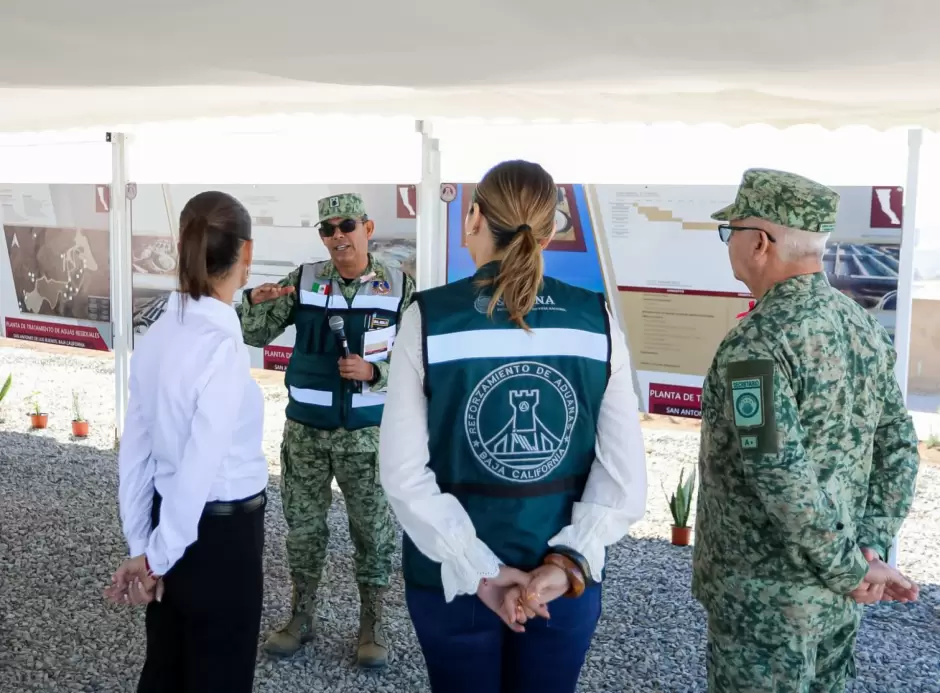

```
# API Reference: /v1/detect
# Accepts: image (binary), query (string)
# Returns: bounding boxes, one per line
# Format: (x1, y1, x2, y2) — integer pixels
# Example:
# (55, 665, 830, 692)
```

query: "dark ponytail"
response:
(176, 190, 252, 305)
(178, 216, 212, 300)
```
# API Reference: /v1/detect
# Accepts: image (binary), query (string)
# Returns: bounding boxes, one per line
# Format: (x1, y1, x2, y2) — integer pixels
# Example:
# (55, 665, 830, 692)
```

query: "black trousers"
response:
(137, 492, 266, 693)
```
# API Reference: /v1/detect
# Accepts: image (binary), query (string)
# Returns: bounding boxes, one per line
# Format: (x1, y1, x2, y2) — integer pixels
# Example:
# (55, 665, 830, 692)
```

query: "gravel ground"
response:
(0, 344, 938, 693)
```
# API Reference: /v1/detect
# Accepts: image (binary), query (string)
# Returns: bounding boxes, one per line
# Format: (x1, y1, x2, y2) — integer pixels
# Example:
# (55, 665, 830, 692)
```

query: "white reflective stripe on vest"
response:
(289, 386, 333, 406)
(426, 328, 608, 365)
(350, 294, 401, 311)
(298, 290, 331, 307)
(352, 392, 386, 408)
(298, 289, 400, 311)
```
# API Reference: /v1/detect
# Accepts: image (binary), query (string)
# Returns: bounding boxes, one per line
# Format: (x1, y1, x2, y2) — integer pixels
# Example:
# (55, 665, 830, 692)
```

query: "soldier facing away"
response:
(238, 192, 415, 668)
(692, 169, 920, 692)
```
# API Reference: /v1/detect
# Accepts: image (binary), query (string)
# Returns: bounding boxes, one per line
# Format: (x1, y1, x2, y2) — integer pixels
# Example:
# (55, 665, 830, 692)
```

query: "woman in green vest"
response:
(379, 160, 648, 693)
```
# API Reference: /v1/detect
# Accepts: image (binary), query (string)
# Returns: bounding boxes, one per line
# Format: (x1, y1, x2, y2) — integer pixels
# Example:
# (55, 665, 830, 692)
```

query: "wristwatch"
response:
(368, 364, 381, 386)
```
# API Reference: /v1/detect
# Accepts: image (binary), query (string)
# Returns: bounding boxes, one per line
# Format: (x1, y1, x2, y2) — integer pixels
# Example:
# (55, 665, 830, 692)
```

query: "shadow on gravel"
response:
(2, 430, 939, 693)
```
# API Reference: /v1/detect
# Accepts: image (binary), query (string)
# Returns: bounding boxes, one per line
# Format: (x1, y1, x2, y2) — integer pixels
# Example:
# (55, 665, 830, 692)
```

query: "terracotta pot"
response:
(72, 420, 89, 437)
(671, 525, 692, 546)
(30, 413, 49, 429)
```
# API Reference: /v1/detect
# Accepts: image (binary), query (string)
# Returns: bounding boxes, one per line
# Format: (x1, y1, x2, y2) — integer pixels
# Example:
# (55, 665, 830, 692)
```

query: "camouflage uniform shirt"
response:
(692, 272, 919, 640)
(237, 254, 416, 452)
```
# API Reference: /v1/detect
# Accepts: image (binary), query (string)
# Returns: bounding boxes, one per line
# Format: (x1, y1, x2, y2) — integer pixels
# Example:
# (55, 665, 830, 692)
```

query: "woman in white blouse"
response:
(379, 160, 648, 693)
(105, 190, 268, 693)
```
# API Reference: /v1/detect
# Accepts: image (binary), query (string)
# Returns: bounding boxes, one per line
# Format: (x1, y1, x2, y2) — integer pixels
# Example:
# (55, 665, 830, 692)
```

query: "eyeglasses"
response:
(717, 224, 777, 245)
(319, 218, 365, 238)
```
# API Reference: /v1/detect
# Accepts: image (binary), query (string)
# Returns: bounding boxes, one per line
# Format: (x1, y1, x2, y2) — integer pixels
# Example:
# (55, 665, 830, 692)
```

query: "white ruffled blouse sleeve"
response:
(379, 302, 502, 601)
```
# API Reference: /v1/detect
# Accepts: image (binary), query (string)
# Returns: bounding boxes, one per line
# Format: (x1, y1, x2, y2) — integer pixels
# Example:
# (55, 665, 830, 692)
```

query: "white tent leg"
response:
(108, 132, 131, 443)
(887, 127, 923, 568)
(415, 120, 442, 290)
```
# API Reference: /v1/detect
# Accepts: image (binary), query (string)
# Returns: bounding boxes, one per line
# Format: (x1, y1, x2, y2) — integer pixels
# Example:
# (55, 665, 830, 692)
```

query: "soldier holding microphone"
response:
(239, 192, 414, 669)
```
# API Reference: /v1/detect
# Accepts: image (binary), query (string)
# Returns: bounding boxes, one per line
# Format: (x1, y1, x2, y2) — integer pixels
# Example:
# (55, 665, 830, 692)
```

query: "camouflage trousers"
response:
(706, 607, 861, 693)
(279, 420, 395, 592)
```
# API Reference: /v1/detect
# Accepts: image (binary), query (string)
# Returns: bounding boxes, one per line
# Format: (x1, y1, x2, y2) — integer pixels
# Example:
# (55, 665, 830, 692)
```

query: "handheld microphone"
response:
(329, 315, 351, 358)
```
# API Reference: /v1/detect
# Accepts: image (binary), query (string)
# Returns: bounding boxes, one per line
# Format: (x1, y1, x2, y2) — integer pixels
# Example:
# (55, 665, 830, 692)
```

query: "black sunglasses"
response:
(717, 224, 777, 245)
(318, 217, 366, 238)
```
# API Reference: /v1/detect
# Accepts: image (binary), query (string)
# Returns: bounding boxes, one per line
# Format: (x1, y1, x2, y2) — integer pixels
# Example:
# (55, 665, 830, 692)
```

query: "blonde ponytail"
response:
(472, 160, 557, 330)
(487, 226, 543, 330)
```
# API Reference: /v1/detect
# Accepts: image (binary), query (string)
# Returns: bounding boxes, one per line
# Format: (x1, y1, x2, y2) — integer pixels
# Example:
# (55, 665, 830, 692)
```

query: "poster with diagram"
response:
(589, 184, 904, 418)
(128, 184, 417, 369)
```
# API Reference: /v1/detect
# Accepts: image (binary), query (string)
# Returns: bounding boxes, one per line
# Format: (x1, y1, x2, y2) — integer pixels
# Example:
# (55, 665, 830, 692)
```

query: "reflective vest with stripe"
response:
(402, 263, 612, 590)
(284, 260, 405, 430)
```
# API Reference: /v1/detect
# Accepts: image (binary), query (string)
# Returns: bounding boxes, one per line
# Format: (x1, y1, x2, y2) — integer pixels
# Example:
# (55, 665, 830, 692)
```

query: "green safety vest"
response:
(284, 260, 405, 430)
(403, 263, 612, 590)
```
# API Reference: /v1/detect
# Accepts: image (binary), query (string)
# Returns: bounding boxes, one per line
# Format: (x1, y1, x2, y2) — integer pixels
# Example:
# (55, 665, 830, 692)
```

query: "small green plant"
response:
(665, 468, 696, 528)
(28, 390, 42, 415)
(0, 373, 11, 422)
(0, 374, 11, 405)
(72, 390, 85, 422)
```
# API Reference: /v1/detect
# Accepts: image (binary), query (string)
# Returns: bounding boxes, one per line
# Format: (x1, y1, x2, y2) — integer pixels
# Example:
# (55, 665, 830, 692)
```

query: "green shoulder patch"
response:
(731, 377, 763, 428)
(726, 359, 777, 455)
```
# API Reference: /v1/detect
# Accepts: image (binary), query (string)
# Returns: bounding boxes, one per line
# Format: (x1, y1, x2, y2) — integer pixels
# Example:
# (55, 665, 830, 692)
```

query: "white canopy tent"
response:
(1, 0, 931, 566)
(1, 0, 939, 131)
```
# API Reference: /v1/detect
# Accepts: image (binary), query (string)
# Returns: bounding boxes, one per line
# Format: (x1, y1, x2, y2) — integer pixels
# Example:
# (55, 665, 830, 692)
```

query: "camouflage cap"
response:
(317, 193, 367, 223)
(711, 168, 839, 234)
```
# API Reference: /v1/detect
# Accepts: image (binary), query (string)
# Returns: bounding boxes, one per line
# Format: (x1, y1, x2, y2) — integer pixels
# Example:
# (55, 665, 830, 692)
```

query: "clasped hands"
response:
(103, 555, 164, 606)
(848, 547, 919, 605)
(476, 564, 573, 633)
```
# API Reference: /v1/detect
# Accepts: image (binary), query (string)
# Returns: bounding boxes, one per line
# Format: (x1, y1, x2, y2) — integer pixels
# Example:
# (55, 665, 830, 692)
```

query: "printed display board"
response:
(1, 181, 906, 409)
(442, 183, 904, 419)
(128, 184, 416, 370)
(590, 184, 903, 418)
(0, 184, 113, 350)
(0, 184, 417, 369)
(445, 183, 606, 293)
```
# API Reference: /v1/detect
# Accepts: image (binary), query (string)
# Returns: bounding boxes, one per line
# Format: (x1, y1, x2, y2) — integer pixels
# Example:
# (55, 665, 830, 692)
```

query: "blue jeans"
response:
(406, 584, 602, 693)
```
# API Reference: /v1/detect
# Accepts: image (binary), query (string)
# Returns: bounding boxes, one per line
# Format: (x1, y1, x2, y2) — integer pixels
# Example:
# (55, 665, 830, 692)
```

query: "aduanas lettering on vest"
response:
(473, 294, 558, 314)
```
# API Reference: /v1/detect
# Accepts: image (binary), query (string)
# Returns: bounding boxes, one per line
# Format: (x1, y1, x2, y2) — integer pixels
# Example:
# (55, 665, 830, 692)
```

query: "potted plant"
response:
(71, 390, 89, 438)
(0, 373, 11, 423)
(666, 468, 696, 546)
(28, 390, 48, 429)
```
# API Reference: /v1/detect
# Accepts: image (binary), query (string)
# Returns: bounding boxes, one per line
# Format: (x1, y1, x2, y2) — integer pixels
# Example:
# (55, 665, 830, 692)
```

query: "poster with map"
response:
(0, 184, 112, 349)
(3, 226, 110, 321)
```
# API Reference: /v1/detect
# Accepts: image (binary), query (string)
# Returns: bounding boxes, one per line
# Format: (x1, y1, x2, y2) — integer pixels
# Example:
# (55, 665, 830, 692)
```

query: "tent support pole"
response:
(108, 132, 131, 445)
(888, 126, 923, 568)
(416, 120, 442, 290)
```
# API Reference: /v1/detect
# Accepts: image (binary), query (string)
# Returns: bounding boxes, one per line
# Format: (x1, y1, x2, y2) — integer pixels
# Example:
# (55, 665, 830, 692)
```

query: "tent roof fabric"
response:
(1, 0, 938, 131)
